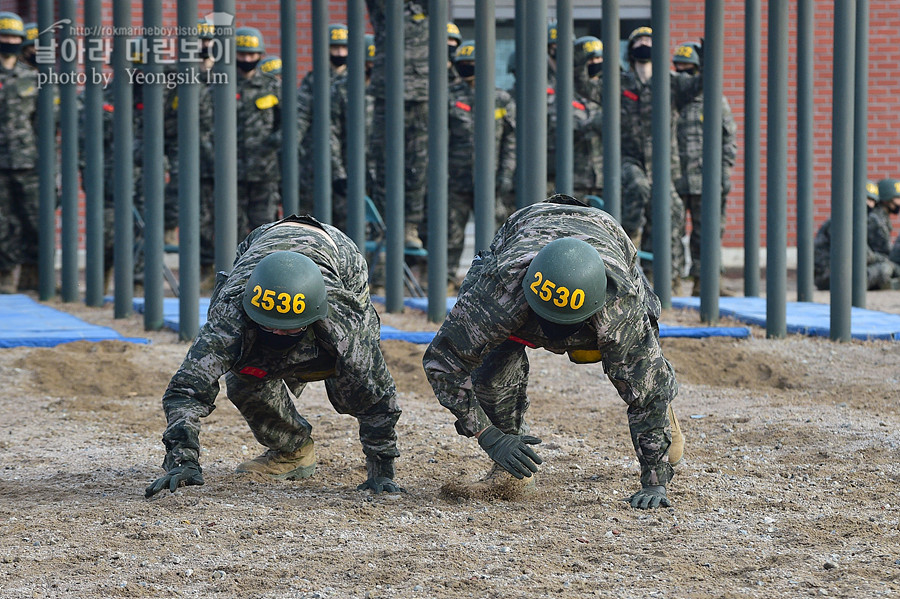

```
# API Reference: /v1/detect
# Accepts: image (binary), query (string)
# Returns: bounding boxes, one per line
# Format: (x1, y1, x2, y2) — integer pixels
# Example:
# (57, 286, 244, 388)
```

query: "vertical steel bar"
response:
(113, 0, 134, 317)
(650, 0, 672, 307)
(384, 0, 405, 311)
(514, 0, 527, 209)
(312, 0, 332, 222)
(59, 1, 78, 302)
(522, 0, 548, 207)
(601, 0, 621, 222)
(743, 0, 760, 297)
(852, 0, 869, 308)
(427, 0, 448, 322)
(37, 0, 56, 300)
(84, 0, 104, 306)
(143, 0, 165, 329)
(795, 0, 814, 302)
(213, 0, 237, 273)
(281, 0, 299, 217)
(346, 0, 367, 247)
(474, 0, 496, 252)
(555, 0, 573, 195)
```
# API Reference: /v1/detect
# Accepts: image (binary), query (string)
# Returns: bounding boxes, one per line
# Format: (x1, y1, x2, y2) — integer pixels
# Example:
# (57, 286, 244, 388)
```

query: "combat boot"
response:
(404, 222, 423, 249)
(17, 264, 39, 291)
(671, 277, 683, 297)
(235, 437, 316, 480)
(668, 405, 684, 466)
(0, 265, 21, 294)
(467, 463, 536, 498)
(690, 275, 701, 297)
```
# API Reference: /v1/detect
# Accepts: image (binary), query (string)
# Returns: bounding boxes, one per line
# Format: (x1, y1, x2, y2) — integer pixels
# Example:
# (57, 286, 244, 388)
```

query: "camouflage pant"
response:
(0, 168, 39, 269)
(683, 193, 727, 278)
(237, 179, 280, 240)
(447, 187, 473, 278)
(224, 370, 401, 462)
(622, 162, 685, 278)
(199, 178, 216, 266)
(471, 338, 532, 436)
(369, 98, 427, 225)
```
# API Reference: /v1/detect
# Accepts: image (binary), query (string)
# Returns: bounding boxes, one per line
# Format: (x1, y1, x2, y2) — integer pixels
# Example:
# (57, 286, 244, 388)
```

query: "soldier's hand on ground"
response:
(357, 476, 405, 494)
(477, 425, 543, 479)
(145, 462, 204, 498)
(626, 485, 671, 509)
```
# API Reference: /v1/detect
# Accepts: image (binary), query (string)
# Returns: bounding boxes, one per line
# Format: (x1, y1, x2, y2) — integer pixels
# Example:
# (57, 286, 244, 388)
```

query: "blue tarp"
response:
(0, 294, 149, 348)
(672, 296, 900, 341)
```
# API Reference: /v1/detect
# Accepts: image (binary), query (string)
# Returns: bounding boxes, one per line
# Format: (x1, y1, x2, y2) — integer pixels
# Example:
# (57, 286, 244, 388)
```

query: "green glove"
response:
(477, 425, 543, 479)
(357, 476, 405, 494)
(626, 485, 671, 509)
(145, 462, 204, 498)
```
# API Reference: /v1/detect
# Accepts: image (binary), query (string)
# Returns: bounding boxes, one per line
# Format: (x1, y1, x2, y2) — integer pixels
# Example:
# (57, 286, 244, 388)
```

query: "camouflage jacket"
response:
(423, 195, 679, 487)
(868, 204, 894, 258)
(365, 0, 429, 101)
(236, 70, 281, 181)
(297, 66, 346, 158)
(891, 234, 900, 267)
(546, 85, 603, 191)
(675, 93, 738, 196)
(329, 72, 375, 184)
(447, 80, 516, 194)
(163, 65, 216, 175)
(814, 209, 896, 281)
(160, 214, 397, 469)
(0, 60, 38, 169)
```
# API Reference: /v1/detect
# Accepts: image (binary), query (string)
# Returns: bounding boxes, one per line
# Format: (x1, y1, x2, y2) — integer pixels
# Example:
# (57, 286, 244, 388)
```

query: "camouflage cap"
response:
(0, 12, 25, 38)
(329, 23, 348, 46)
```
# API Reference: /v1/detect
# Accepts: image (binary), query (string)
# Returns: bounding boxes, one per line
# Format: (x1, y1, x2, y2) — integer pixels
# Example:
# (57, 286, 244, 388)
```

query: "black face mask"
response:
(890, 202, 900, 215)
(365, 65, 373, 79)
(630, 44, 652, 62)
(199, 46, 210, 59)
(329, 54, 347, 68)
(536, 315, 585, 340)
(587, 62, 603, 78)
(448, 45, 458, 63)
(236, 59, 259, 73)
(256, 328, 305, 351)
(455, 62, 475, 79)
(0, 41, 21, 56)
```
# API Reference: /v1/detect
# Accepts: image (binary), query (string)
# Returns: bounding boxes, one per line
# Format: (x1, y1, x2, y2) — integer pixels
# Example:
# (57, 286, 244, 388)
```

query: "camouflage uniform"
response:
(329, 72, 375, 232)
(891, 234, 900, 267)
(297, 66, 346, 215)
(0, 60, 39, 277)
(365, 0, 429, 231)
(236, 69, 281, 237)
(446, 80, 516, 277)
(158, 214, 401, 477)
(676, 93, 738, 279)
(546, 85, 603, 201)
(813, 209, 900, 290)
(423, 195, 679, 488)
(163, 65, 216, 265)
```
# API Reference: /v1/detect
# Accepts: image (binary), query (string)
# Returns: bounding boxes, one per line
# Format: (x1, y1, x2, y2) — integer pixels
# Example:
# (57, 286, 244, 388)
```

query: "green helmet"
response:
(329, 23, 348, 46)
(197, 19, 215, 40)
(242, 251, 328, 329)
(547, 21, 558, 45)
(447, 22, 461, 43)
(522, 238, 607, 324)
(22, 22, 37, 47)
(365, 33, 376, 63)
(574, 35, 603, 66)
(628, 26, 652, 46)
(235, 26, 265, 53)
(865, 180, 879, 202)
(0, 12, 25, 38)
(673, 41, 701, 67)
(453, 40, 475, 63)
(259, 55, 282, 78)
(877, 178, 900, 203)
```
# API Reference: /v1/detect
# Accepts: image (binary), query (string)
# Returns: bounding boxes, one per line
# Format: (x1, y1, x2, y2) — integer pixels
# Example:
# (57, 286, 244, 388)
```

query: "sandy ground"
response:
(1, 282, 899, 599)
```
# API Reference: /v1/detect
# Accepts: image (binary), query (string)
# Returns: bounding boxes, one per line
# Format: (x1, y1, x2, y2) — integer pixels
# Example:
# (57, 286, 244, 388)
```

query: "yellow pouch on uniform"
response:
(255, 94, 279, 110)
(567, 349, 603, 364)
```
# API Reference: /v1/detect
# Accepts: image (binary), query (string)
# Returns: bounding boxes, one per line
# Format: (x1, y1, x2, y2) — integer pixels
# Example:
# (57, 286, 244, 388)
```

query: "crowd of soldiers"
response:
(1, 8, 899, 295)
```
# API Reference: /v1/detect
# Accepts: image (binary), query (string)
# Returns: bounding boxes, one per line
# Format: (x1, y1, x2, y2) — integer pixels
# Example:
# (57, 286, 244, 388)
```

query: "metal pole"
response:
(852, 0, 869, 308)
(37, 0, 56, 300)
(177, 0, 200, 340)
(555, 0, 573, 196)
(474, 0, 496, 252)
(795, 0, 814, 302)
(113, 0, 134, 318)
(601, 0, 621, 222)
(213, 0, 237, 273)
(427, 0, 448, 323)
(346, 0, 367, 247)
(743, 0, 760, 297)
(312, 0, 332, 223)
(59, 1, 78, 302)
(765, 0, 788, 338)
(83, 0, 104, 307)
(699, 0, 723, 323)
(830, 0, 856, 342)
(522, 0, 548, 207)
(514, 0, 527, 209)
(143, 0, 165, 330)
(281, 0, 299, 217)
(384, 0, 405, 311)
(650, 0, 672, 307)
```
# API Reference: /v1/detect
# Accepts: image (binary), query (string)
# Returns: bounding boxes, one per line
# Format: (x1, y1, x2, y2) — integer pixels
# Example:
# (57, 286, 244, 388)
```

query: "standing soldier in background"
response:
(365, 0, 429, 249)
(297, 23, 348, 215)
(547, 36, 603, 203)
(19, 22, 37, 69)
(814, 180, 900, 291)
(446, 41, 516, 290)
(546, 21, 558, 88)
(330, 35, 375, 232)
(672, 41, 737, 297)
(235, 26, 281, 238)
(0, 12, 39, 293)
(163, 20, 217, 288)
(446, 22, 461, 82)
